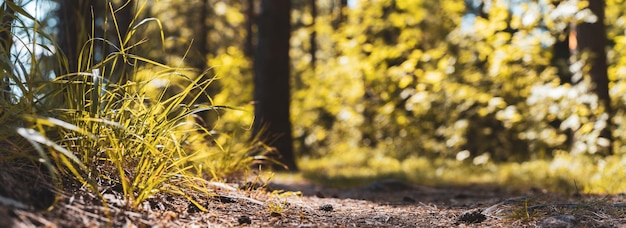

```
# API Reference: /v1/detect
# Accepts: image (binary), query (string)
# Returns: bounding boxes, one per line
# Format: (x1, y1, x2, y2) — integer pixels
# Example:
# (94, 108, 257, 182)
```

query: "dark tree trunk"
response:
(193, 0, 209, 72)
(56, 0, 84, 73)
(113, 0, 133, 42)
(193, 0, 219, 129)
(575, 0, 613, 154)
(332, 0, 348, 28)
(56, 0, 94, 73)
(253, 0, 297, 171)
(0, 1, 13, 50)
(1, 1, 15, 102)
(309, 0, 317, 70)
(110, 0, 134, 84)
(551, 26, 572, 84)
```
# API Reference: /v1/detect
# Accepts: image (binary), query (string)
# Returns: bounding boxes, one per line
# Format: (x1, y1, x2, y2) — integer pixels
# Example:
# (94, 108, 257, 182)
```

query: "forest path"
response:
(1, 175, 625, 227)
(263, 177, 625, 227)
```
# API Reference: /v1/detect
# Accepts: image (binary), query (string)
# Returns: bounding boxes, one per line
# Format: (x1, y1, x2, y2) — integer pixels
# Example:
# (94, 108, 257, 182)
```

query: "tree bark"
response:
(1, 1, 15, 102)
(110, 0, 134, 84)
(575, 0, 613, 154)
(309, 0, 317, 70)
(192, 0, 209, 72)
(551, 26, 572, 84)
(56, 0, 92, 73)
(253, 0, 297, 171)
(333, 0, 348, 28)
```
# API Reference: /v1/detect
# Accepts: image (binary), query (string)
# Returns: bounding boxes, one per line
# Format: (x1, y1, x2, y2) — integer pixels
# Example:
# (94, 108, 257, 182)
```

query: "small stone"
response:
(319, 204, 333, 212)
(315, 191, 325, 198)
(402, 196, 416, 202)
(237, 215, 252, 225)
(187, 203, 201, 213)
(539, 214, 577, 228)
(213, 195, 235, 203)
(456, 209, 486, 224)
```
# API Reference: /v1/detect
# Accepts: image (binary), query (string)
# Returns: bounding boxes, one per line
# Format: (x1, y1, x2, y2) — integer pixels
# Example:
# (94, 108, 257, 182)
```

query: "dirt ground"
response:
(1, 171, 626, 228)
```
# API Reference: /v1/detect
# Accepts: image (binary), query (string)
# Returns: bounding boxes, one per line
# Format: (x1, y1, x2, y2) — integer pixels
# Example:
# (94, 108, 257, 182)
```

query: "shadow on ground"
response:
(269, 177, 535, 206)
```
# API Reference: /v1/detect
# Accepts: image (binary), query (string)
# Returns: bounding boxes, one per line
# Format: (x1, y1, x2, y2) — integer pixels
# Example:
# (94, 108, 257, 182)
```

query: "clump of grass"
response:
(267, 200, 287, 216)
(2, 0, 260, 212)
(265, 190, 302, 217)
(509, 198, 539, 220)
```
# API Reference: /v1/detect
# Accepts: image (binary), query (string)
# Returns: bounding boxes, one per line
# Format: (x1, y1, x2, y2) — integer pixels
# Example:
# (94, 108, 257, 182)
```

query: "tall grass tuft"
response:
(1, 0, 261, 211)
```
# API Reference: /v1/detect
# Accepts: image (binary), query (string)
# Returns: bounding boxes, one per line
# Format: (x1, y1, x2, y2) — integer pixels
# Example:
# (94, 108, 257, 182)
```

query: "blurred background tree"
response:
(1, 1, 15, 102)
(252, 0, 297, 171)
(571, 0, 612, 154)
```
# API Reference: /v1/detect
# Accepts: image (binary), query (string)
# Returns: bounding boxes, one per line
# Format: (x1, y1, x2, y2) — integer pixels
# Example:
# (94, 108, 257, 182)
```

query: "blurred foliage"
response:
(287, 0, 626, 162)
(136, 0, 626, 161)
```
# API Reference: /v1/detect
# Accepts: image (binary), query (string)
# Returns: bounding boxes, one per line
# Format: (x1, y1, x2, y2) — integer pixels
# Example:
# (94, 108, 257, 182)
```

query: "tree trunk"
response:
(109, 0, 134, 84)
(1, 1, 15, 102)
(194, 0, 219, 129)
(309, 0, 317, 70)
(253, 0, 297, 171)
(56, 0, 93, 73)
(551, 26, 572, 84)
(333, 0, 348, 28)
(192, 0, 209, 72)
(575, 0, 613, 154)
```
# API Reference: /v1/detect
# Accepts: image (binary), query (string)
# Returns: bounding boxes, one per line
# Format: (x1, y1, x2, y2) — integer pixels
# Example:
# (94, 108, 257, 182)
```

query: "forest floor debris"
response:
(1, 172, 626, 227)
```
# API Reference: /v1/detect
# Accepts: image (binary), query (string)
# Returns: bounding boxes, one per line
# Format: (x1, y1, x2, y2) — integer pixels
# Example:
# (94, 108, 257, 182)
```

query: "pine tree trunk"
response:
(253, 0, 297, 171)
(1, 1, 15, 102)
(575, 0, 613, 154)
